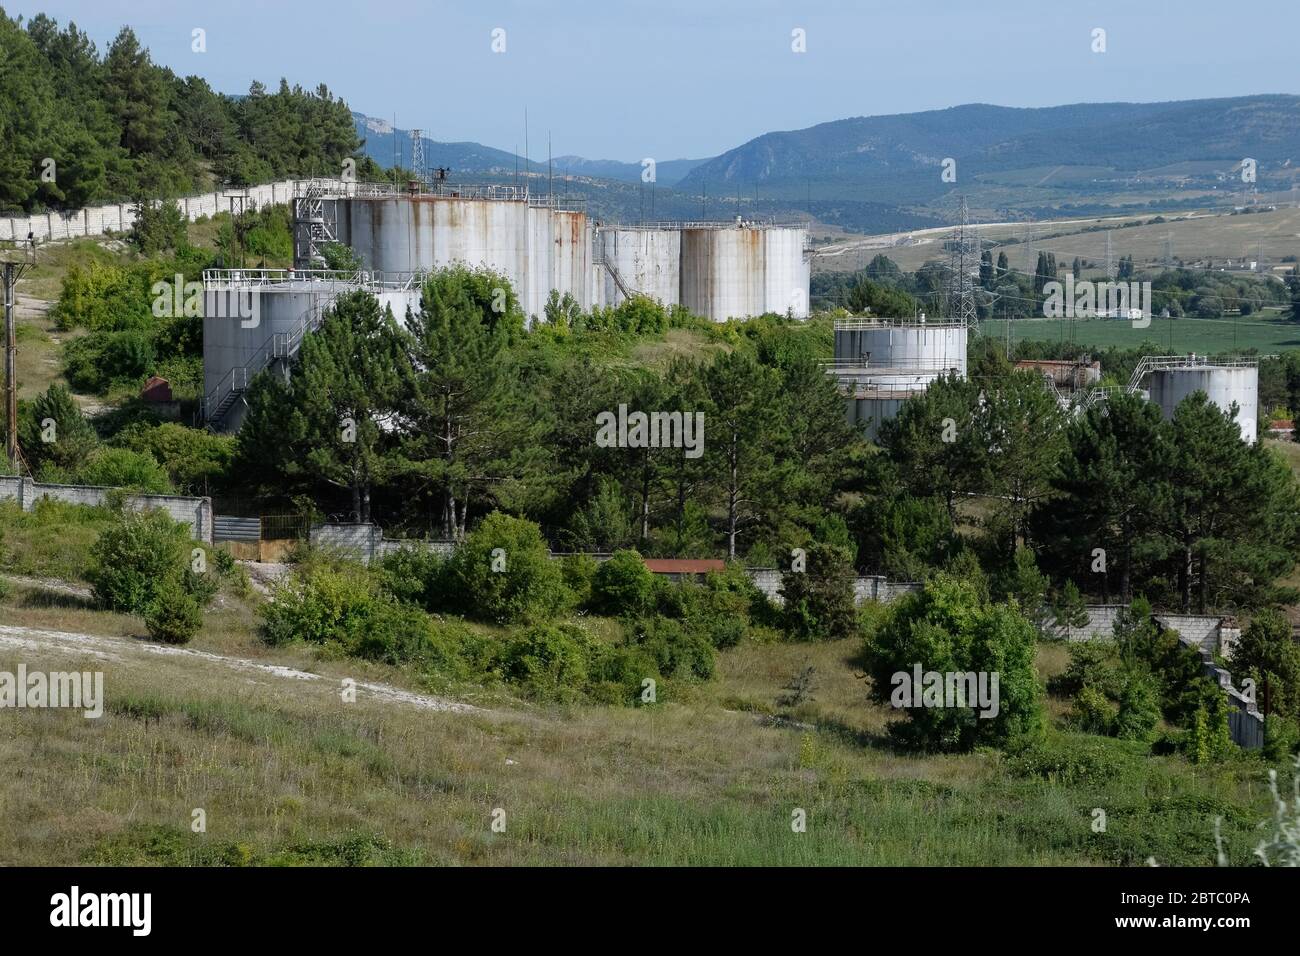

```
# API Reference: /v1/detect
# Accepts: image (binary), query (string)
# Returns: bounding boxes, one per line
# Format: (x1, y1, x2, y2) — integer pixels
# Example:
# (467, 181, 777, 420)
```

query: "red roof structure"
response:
(141, 376, 172, 403)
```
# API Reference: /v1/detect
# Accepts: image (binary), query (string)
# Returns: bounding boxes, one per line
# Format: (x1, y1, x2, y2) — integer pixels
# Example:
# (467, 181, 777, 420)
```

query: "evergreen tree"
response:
(701, 351, 782, 559)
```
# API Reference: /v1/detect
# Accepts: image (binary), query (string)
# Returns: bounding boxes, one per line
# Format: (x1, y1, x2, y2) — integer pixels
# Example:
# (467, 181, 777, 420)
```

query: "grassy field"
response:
(815, 205, 1300, 276)
(0, 548, 1285, 867)
(978, 314, 1300, 355)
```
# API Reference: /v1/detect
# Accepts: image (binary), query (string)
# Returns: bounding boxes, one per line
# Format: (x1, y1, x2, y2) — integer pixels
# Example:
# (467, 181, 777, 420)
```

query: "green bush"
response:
(63, 330, 156, 393)
(87, 509, 196, 614)
(442, 512, 568, 624)
(1113, 670, 1162, 741)
(628, 616, 715, 682)
(1263, 714, 1300, 761)
(1006, 733, 1141, 787)
(1070, 685, 1114, 735)
(590, 549, 654, 616)
(1048, 642, 1120, 698)
(499, 623, 596, 701)
(862, 573, 1043, 752)
(779, 542, 857, 642)
(559, 553, 597, 608)
(261, 563, 386, 649)
(75, 447, 173, 493)
(144, 576, 203, 644)
(375, 547, 446, 610)
(113, 422, 234, 495)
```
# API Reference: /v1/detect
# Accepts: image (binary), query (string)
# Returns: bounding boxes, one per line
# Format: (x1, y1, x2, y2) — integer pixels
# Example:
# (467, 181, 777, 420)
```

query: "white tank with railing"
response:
(201, 269, 422, 431)
(1147, 358, 1259, 444)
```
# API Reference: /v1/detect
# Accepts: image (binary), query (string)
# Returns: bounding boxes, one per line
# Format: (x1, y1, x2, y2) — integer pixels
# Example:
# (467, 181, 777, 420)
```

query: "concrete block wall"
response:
(310, 522, 456, 564)
(1043, 604, 1127, 642)
(0, 476, 212, 542)
(746, 568, 918, 607)
(303, 527, 921, 608)
(1155, 613, 1221, 655)
(1044, 601, 1264, 750)
(1, 180, 297, 243)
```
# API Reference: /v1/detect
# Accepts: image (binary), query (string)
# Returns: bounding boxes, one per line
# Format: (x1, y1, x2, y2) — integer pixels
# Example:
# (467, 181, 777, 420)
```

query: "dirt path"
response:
(0, 622, 480, 715)
(0, 573, 92, 599)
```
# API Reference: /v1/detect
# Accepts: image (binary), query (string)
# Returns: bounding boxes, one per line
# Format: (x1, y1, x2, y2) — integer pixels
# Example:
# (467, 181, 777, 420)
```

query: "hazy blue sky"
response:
(10, 0, 1299, 161)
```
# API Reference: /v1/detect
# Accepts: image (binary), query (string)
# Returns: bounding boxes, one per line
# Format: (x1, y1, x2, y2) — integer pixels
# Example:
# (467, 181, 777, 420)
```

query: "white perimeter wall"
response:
(1, 180, 297, 243)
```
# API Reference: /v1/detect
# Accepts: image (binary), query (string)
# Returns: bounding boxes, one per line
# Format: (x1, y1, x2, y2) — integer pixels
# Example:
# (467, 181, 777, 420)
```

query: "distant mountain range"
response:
(353, 96, 1300, 234)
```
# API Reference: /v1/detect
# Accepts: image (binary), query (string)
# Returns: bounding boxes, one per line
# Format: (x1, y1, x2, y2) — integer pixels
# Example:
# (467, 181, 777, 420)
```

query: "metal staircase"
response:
(201, 298, 331, 429)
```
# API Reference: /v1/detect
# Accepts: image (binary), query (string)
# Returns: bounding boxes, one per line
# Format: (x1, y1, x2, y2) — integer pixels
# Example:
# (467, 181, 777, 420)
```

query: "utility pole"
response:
(3, 237, 36, 474)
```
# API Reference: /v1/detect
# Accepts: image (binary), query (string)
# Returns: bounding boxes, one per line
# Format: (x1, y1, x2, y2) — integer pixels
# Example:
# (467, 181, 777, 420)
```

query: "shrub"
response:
(75, 447, 173, 493)
(1070, 685, 1114, 735)
(1006, 733, 1141, 787)
(1263, 715, 1300, 762)
(862, 573, 1043, 752)
(144, 577, 203, 644)
(375, 547, 446, 610)
(628, 616, 715, 682)
(590, 549, 654, 616)
(779, 542, 857, 641)
(88, 509, 193, 614)
(1048, 642, 1120, 698)
(1113, 670, 1162, 741)
(63, 330, 156, 393)
(442, 512, 568, 623)
(559, 553, 597, 608)
(1232, 609, 1300, 719)
(499, 623, 596, 701)
(260, 564, 385, 649)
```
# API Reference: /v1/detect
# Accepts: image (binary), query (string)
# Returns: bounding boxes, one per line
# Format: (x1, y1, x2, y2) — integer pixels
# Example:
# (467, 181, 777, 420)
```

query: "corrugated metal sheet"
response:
(213, 515, 259, 542)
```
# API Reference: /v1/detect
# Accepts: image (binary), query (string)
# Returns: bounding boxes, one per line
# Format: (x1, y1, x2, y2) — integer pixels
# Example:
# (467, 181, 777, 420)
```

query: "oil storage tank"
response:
(826, 318, 968, 441)
(679, 221, 809, 321)
(1146, 357, 1258, 444)
(597, 227, 681, 307)
(202, 269, 422, 432)
(832, 318, 968, 379)
(323, 182, 596, 320)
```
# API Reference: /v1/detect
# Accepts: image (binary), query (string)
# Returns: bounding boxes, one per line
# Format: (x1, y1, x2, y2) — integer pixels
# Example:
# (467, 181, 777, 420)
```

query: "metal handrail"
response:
(203, 268, 425, 292)
(820, 357, 963, 371)
(834, 317, 968, 330)
(601, 218, 806, 230)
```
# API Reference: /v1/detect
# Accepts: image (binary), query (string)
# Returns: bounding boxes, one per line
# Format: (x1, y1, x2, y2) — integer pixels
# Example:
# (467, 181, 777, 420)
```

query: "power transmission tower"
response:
(946, 196, 978, 324)
(1105, 231, 1115, 279)
(2, 236, 36, 474)
(1164, 232, 1173, 269)
(410, 129, 425, 184)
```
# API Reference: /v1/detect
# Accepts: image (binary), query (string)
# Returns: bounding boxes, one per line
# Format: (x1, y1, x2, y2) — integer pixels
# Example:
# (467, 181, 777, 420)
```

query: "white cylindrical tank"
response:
(763, 227, 810, 318)
(599, 227, 681, 307)
(1148, 364, 1258, 444)
(203, 278, 422, 430)
(679, 224, 809, 321)
(849, 392, 913, 443)
(833, 322, 968, 376)
(335, 196, 595, 320)
(680, 226, 762, 321)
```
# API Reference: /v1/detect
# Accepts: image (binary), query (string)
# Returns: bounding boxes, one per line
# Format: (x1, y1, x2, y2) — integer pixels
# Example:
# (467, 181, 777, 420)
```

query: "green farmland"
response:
(979, 314, 1300, 355)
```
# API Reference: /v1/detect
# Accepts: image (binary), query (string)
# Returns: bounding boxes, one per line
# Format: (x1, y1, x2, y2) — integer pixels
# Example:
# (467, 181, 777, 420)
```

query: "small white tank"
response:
(1147, 363, 1258, 444)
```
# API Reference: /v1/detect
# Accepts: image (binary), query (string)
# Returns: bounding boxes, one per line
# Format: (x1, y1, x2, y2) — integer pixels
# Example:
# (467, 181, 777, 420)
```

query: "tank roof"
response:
(834, 317, 968, 330)
(598, 219, 808, 231)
